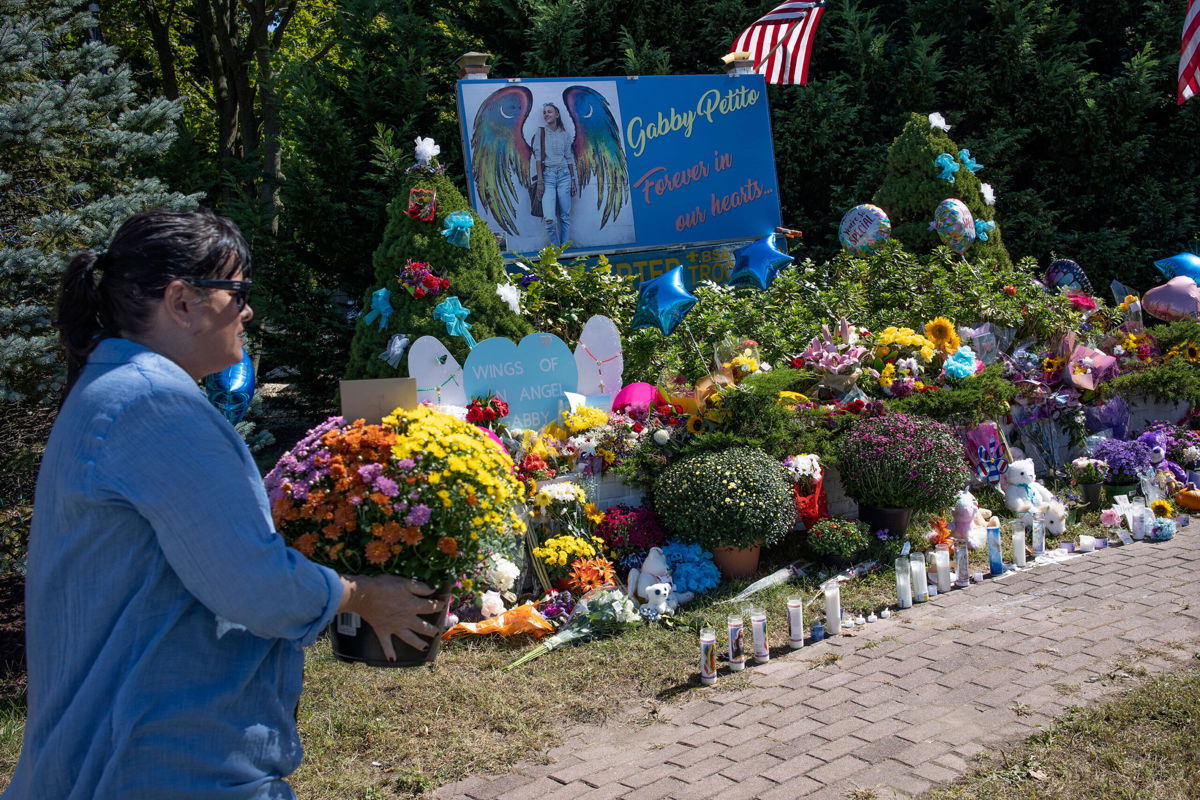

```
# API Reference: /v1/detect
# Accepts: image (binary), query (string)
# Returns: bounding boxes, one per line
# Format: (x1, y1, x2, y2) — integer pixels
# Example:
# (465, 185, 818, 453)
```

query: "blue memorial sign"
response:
(463, 333, 579, 430)
(457, 74, 781, 258)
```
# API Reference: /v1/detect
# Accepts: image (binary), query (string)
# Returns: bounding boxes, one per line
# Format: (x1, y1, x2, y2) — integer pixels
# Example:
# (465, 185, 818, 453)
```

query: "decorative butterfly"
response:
(470, 85, 629, 235)
(1044, 258, 1092, 294)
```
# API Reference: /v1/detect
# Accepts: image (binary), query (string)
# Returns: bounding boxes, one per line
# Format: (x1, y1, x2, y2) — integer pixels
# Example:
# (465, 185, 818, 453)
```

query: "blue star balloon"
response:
(204, 347, 255, 424)
(728, 234, 793, 290)
(1154, 252, 1200, 282)
(630, 266, 698, 336)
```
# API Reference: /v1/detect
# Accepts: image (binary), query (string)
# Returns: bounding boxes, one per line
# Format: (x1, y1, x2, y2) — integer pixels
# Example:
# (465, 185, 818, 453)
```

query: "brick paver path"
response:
(437, 530, 1200, 800)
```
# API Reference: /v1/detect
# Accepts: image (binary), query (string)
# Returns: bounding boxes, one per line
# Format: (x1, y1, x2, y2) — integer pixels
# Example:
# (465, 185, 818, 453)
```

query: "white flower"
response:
(928, 112, 951, 132)
(480, 590, 506, 619)
(496, 283, 521, 315)
(481, 554, 521, 592)
(980, 182, 996, 206)
(414, 136, 440, 166)
(653, 429, 670, 445)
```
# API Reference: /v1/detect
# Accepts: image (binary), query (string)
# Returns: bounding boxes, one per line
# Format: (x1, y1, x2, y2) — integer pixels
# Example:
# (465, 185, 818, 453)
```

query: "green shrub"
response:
(521, 249, 637, 345)
(1099, 358, 1200, 408)
(805, 517, 870, 563)
(652, 447, 795, 550)
(886, 363, 1017, 427)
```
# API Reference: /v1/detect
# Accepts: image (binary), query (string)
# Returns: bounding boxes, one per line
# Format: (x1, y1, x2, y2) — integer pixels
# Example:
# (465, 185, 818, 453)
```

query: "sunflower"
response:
(686, 415, 707, 435)
(1042, 356, 1065, 374)
(1185, 342, 1200, 363)
(924, 317, 961, 354)
(1150, 499, 1174, 518)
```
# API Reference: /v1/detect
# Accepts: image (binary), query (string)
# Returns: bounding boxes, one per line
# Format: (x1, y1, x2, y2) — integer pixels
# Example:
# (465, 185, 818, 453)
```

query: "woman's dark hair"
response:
(55, 209, 252, 391)
(542, 102, 565, 130)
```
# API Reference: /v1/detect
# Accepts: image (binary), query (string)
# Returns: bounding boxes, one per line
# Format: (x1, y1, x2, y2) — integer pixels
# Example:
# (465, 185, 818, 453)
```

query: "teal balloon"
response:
(1154, 252, 1200, 282)
(631, 266, 698, 336)
(729, 234, 793, 290)
(205, 347, 255, 424)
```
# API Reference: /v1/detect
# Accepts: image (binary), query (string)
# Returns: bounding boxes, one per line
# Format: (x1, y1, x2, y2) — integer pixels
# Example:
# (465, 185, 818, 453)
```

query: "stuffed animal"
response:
(1042, 499, 1068, 536)
(1001, 459, 1056, 515)
(953, 490, 994, 550)
(640, 583, 673, 616)
(1136, 430, 1187, 483)
(628, 547, 695, 607)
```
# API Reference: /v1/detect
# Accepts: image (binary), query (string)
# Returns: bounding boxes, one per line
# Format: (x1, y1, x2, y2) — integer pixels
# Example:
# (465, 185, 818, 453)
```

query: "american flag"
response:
(1181, 0, 1200, 104)
(732, 1, 826, 86)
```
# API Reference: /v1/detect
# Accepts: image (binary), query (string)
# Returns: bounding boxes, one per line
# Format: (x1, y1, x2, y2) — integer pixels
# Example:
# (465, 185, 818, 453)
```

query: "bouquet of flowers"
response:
(791, 319, 871, 393)
(504, 587, 641, 670)
(531, 534, 604, 582)
(1068, 457, 1109, 484)
(265, 409, 525, 584)
(782, 454, 822, 494)
(805, 517, 871, 562)
(528, 481, 603, 539)
(398, 259, 449, 299)
(836, 413, 969, 512)
(594, 505, 668, 557)
(1091, 438, 1152, 484)
(466, 394, 509, 427)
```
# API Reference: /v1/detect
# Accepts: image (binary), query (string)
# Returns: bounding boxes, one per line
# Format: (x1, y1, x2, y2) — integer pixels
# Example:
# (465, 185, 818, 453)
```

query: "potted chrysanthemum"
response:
(265, 408, 526, 666)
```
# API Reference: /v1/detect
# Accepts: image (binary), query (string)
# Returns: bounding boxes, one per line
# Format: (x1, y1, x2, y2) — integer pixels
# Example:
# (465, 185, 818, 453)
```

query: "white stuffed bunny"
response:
(1002, 458, 1055, 515)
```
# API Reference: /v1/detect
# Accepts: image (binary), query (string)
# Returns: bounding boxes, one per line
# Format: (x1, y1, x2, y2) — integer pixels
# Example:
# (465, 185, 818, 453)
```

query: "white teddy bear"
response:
(640, 583, 674, 616)
(628, 547, 694, 608)
(1001, 458, 1056, 515)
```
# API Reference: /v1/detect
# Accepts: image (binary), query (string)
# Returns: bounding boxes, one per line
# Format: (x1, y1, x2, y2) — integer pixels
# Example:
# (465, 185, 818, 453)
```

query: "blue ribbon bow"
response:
(958, 148, 984, 174)
(378, 333, 411, 369)
(934, 153, 960, 183)
(362, 287, 393, 331)
(433, 296, 477, 349)
(441, 211, 474, 248)
(974, 220, 996, 241)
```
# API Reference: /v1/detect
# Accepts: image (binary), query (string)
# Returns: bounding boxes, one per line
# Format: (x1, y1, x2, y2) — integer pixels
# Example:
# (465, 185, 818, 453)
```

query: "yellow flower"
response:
(919, 346, 935, 362)
(584, 503, 605, 525)
(924, 317, 961, 354)
(686, 415, 706, 435)
(878, 363, 896, 388)
(1150, 499, 1174, 518)
(1185, 343, 1200, 363)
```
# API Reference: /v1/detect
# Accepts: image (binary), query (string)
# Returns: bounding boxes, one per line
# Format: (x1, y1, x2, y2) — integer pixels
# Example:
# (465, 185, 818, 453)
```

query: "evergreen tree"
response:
(873, 112, 1011, 266)
(344, 164, 532, 380)
(0, 0, 197, 403)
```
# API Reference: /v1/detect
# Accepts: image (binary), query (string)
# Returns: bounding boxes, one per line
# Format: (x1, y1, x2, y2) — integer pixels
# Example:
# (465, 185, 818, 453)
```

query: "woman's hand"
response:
(570, 179, 578, 197)
(339, 575, 442, 661)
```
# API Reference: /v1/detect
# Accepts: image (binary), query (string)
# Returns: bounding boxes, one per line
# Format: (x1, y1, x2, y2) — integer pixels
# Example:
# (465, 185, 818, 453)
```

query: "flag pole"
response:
(752, 2, 823, 70)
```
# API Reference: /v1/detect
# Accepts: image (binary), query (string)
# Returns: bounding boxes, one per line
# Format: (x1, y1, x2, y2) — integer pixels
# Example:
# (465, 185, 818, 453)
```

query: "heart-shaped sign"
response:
(573, 315, 624, 398)
(464, 333, 578, 430)
(407, 335, 466, 406)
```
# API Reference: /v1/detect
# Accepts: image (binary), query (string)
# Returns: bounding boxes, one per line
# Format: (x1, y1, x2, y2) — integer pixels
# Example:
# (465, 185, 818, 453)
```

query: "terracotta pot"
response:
(856, 504, 915, 539)
(711, 543, 762, 579)
(329, 583, 452, 667)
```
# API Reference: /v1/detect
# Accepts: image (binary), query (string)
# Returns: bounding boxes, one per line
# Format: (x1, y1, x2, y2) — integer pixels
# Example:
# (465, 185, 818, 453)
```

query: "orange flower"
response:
(369, 492, 390, 507)
(928, 518, 955, 556)
(365, 540, 391, 565)
(378, 521, 403, 544)
(292, 533, 318, 557)
(567, 557, 617, 593)
(465, 492, 478, 506)
(400, 527, 423, 546)
(437, 536, 459, 556)
(325, 542, 344, 559)
(321, 523, 342, 540)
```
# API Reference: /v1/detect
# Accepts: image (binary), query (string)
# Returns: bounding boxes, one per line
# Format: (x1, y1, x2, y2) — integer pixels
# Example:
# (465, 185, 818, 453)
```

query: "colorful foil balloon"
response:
(728, 234, 793, 290)
(1153, 252, 1200, 282)
(1044, 259, 1092, 294)
(630, 266, 698, 336)
(962, 421, 1009, 485)
(204, 347, 255, 425)
(931, 199, 975, 253)
(838, 204, 891, 255)
(1142, 276, 1200, 322)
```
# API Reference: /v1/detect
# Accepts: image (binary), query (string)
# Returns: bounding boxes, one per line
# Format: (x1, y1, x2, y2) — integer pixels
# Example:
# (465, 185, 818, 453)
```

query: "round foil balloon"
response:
(1154, 252, 1200, 282)
(838, 204, 891, 255)
(1142, 276, 1200, 322)
(204, 347, 255, 424)
(932, 199, 976, 253)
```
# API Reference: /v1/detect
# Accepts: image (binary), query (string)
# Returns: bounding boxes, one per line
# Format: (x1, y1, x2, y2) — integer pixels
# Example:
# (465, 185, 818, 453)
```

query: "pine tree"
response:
(344, 164, 532, 380)
(873, 112, 1011, 267)
(0, 0, 197, 403)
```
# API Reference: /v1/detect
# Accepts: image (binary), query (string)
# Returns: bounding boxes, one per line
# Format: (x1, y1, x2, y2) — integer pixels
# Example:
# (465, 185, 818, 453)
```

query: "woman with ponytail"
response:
(6, 210, 439, 799)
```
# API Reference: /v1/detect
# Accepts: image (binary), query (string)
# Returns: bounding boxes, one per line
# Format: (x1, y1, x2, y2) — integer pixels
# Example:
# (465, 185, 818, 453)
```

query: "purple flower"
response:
(405, 504, 432, 526)
(374, 476, 400, 497)
(397, 458, 416, 471)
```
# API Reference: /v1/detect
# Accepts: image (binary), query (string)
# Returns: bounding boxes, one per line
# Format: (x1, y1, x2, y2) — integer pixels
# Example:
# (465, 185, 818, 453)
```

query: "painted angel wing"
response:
(563, 85, 629, 228)
(470, 86, 534, 235)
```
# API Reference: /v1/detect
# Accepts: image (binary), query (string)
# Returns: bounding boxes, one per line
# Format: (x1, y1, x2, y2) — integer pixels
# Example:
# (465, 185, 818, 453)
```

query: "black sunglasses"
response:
(184, 279, 252, 310)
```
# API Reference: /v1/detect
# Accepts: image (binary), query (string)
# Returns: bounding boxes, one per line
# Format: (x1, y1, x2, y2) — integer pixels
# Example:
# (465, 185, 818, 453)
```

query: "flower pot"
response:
(856, 504, 915, 539)
(1094, 537, 1109, 549)
(1080, 483, 1103, 512)
(1105, 482, 1138, 499)
(329, 583, 452, 667)
(711, 544, 762, 579)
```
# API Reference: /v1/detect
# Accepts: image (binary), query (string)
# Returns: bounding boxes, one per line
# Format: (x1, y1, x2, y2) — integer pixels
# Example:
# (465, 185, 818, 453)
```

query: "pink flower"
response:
(1100, 508, 1121, 527)
(1066, 293, 1096, 311)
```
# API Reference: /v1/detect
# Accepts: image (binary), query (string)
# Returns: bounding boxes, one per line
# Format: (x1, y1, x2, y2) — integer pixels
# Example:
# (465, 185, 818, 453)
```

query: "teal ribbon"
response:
(975, 220, 996, 241)
(441, 211, 474, 248)
(958, 148, 983, 173)
(362, 287, 393, 331)
(934, 153, 960, 183)
(433, 296, 477, 349)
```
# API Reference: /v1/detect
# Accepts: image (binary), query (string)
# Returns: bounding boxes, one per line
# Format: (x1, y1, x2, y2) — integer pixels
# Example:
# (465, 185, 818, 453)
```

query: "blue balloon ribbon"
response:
(934, 153, 960, 183)
(974, 220, 996, 242)
(729, 234, 794, 290)
(958, 148, 984, 174)
(630, 266, 698, 336)
(433, 296, 478, 349)
(362, 287, 394, 331)
(441, 211, 474, 248)
(204, 347, 255, 424)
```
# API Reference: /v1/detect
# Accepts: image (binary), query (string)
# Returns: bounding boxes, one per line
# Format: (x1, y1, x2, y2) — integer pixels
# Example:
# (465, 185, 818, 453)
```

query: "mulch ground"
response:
(0, 574, 24, 704)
